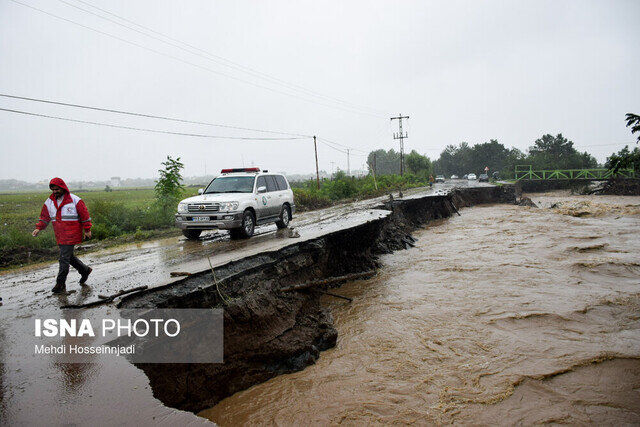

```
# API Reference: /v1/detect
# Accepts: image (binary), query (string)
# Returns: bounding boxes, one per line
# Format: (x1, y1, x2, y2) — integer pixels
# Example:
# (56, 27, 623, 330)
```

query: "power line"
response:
(0, 107, 308, 141)
(0, 93, 312, 137)
(317, 136, 367, 153)
(7, 0, 386, 119)
(60, 0, 388, 116)
(0, 92, 376, 155)
(317, 139, 347, 154)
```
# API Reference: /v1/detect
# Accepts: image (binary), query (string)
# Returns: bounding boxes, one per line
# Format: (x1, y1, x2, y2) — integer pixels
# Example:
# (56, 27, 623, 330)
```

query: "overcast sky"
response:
(1, 0, 638, 182)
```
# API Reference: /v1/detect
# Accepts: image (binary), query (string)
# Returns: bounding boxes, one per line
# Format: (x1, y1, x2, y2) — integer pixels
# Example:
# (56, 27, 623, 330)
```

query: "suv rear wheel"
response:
(276, 204, 291, 229)
(182, 229, 202, 240)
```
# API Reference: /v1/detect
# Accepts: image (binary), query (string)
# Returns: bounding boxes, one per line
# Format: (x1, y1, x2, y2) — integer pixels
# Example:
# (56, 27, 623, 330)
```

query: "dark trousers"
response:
(56, 245, 89, 286)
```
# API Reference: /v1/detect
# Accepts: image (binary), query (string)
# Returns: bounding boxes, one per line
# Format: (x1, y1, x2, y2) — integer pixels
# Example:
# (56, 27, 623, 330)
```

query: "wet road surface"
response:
(200, 193, 640, 425)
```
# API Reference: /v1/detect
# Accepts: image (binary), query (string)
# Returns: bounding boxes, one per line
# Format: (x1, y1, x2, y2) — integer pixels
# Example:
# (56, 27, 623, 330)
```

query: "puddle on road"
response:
(200, 195, 640, 425)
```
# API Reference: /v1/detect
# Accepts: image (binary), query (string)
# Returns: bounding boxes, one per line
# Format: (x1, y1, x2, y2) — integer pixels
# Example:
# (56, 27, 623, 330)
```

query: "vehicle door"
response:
(274, 175, 290, 207)
(264, 175, 280, 217)
(255, 176, 271, 220)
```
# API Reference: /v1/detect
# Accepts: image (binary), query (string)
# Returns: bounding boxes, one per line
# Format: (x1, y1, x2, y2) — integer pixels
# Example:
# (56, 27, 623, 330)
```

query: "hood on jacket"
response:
(49, 177, 70, 194)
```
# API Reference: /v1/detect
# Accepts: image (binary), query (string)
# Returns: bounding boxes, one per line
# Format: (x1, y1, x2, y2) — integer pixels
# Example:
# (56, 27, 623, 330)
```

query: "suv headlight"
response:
(178, 203, 188, 213)
(219, 201, 239, 212)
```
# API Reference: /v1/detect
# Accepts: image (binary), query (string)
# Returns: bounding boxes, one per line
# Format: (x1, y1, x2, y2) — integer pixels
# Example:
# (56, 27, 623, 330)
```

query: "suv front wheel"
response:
(231, 210, 255, 239)
(182, 229, 202, 240)
(276, 204, 291, 229)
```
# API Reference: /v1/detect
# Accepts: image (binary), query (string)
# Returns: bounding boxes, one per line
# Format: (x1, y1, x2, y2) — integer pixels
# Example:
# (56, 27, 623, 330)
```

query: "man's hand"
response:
(32, 229, 40, 237)
(83, 229, 92, 240)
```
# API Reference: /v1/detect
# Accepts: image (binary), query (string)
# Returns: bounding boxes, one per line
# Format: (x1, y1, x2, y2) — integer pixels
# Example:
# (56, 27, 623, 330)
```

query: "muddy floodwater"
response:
(200, 193, 640, 425)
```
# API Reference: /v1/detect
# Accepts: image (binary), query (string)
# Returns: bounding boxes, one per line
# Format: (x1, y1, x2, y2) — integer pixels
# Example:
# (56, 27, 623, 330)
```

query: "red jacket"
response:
(36, 177, 92, 245)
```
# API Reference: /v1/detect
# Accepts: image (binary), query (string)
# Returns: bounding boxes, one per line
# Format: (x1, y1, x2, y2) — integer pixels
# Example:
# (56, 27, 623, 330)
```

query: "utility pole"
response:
(313, 136, 320, 189)
(346, 149, 350, 176)
(373, 153, 377, 176)
(391, 113, 409, 176)
(370, 154, 378, 190)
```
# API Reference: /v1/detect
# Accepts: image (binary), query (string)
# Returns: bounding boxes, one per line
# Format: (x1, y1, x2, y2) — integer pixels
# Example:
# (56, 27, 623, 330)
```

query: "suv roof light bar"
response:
(220, 167, 261, 173)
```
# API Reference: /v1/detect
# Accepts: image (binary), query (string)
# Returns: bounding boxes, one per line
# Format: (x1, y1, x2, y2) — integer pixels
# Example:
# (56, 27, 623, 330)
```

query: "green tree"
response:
(433, 140, 514, 177)
(155, 155, 185, 215)
(527, 134, 597, 170)
(405, 150, 432, 177)
(367, 149, 400, 175)
(605, 145, 640, 173)
(626, 113, 640, 143)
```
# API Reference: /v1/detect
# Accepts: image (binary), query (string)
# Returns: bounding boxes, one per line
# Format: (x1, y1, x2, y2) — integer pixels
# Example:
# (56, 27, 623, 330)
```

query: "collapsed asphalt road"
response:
(0, 180, 499, 425)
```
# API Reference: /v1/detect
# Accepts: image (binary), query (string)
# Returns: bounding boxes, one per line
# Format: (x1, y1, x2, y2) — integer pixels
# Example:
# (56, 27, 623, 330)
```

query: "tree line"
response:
(365, 133, 631, 179)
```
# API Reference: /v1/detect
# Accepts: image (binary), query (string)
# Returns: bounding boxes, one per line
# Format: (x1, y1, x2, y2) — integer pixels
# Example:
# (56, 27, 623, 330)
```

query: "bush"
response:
(87, 200, 174, 239)
(0, 227, 56, 250)
(289, 172, 429, 211)
(292, 188, 333, 211)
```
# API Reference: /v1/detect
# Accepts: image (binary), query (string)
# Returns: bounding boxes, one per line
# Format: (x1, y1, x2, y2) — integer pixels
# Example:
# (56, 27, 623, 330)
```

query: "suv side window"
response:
(256, 176, 267, 192)
(265, 175, 278, 192)
(274, 175, 288, 190)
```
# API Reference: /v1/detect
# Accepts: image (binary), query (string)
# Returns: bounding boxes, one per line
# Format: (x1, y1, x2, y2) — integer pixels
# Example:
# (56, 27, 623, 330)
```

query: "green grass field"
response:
(0, 187, 199, 255)
(0, 188, 156, 230)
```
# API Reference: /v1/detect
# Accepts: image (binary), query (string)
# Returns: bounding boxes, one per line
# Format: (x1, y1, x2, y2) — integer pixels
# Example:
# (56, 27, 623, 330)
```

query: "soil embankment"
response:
(120, 185, 516, 413)
(516, 178, 640, 196)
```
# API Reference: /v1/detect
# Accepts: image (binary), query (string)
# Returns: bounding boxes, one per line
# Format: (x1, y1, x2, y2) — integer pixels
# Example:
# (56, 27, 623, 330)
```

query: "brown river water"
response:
(200, 193, 640, 425)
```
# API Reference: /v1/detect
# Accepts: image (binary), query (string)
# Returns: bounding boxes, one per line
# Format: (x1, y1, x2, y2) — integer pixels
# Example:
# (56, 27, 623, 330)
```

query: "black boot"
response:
(51, 283, 66, 294)
(79, 267, 92, 285)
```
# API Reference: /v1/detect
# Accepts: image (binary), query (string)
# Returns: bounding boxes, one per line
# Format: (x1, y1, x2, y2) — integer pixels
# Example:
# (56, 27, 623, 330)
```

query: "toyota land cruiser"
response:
(175, 168, 295, 240)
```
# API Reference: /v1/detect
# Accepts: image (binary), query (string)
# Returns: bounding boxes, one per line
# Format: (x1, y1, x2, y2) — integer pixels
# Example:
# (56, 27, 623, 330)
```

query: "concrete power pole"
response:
(346, 149, 350, 176)
(391, 113, 409, 176)
(313, 136, 320, 189)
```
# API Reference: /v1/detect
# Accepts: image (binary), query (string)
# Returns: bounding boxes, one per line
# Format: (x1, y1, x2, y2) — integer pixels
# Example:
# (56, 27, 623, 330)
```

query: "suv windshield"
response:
(204, 176, 255, 194)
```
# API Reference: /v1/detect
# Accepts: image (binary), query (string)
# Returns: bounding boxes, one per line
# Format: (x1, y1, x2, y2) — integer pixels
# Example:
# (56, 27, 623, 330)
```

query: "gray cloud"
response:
(1, 0, 638, 182)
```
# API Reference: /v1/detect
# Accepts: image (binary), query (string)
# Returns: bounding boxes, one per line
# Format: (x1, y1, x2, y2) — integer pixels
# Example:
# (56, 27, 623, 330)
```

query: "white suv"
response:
(175, 168, 295, 240)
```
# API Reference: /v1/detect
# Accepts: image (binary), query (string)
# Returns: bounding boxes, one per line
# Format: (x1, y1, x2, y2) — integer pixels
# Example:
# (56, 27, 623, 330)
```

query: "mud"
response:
(0, 247, 58, 269)
(600, 178, 640, 196)
(516, 178, 640, 196)
(118, 185, 516, 413)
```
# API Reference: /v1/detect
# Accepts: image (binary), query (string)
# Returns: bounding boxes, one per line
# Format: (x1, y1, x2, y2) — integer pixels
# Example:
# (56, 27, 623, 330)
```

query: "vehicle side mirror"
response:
(257, 186, 267, 193)
(198, 188, 204, 195)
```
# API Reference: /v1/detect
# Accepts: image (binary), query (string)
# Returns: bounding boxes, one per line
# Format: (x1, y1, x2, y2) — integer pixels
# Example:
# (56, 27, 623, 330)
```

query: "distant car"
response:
(478, 173, 489, 182)
(467, 173, 477, 180)
(492, 171, 500, 180)
(435, 175, 445, 183)
(450, 174, 459, 179)
(462, 174, 468, 179)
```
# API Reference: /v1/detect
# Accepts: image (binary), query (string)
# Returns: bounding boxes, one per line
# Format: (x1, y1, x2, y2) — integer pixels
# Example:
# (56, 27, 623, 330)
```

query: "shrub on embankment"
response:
(291, 171, 428, 211)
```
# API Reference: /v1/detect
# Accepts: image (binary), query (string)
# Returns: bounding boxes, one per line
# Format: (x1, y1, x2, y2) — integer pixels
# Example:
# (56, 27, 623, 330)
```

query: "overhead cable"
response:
(0, 107, 308, 141)
(0, 93, 376, 154)
(60, 0, 387, 116)
(7, 0, 386, 119)
(0, 93, 312, 137)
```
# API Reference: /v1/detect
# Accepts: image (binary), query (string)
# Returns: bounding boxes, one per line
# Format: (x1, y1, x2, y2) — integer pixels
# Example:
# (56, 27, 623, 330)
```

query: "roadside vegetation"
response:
(291, 170, 429, 211)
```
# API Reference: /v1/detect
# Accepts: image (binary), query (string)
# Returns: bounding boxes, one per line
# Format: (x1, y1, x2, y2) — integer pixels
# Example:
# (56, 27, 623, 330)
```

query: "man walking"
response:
(32, 178, 93, 293)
